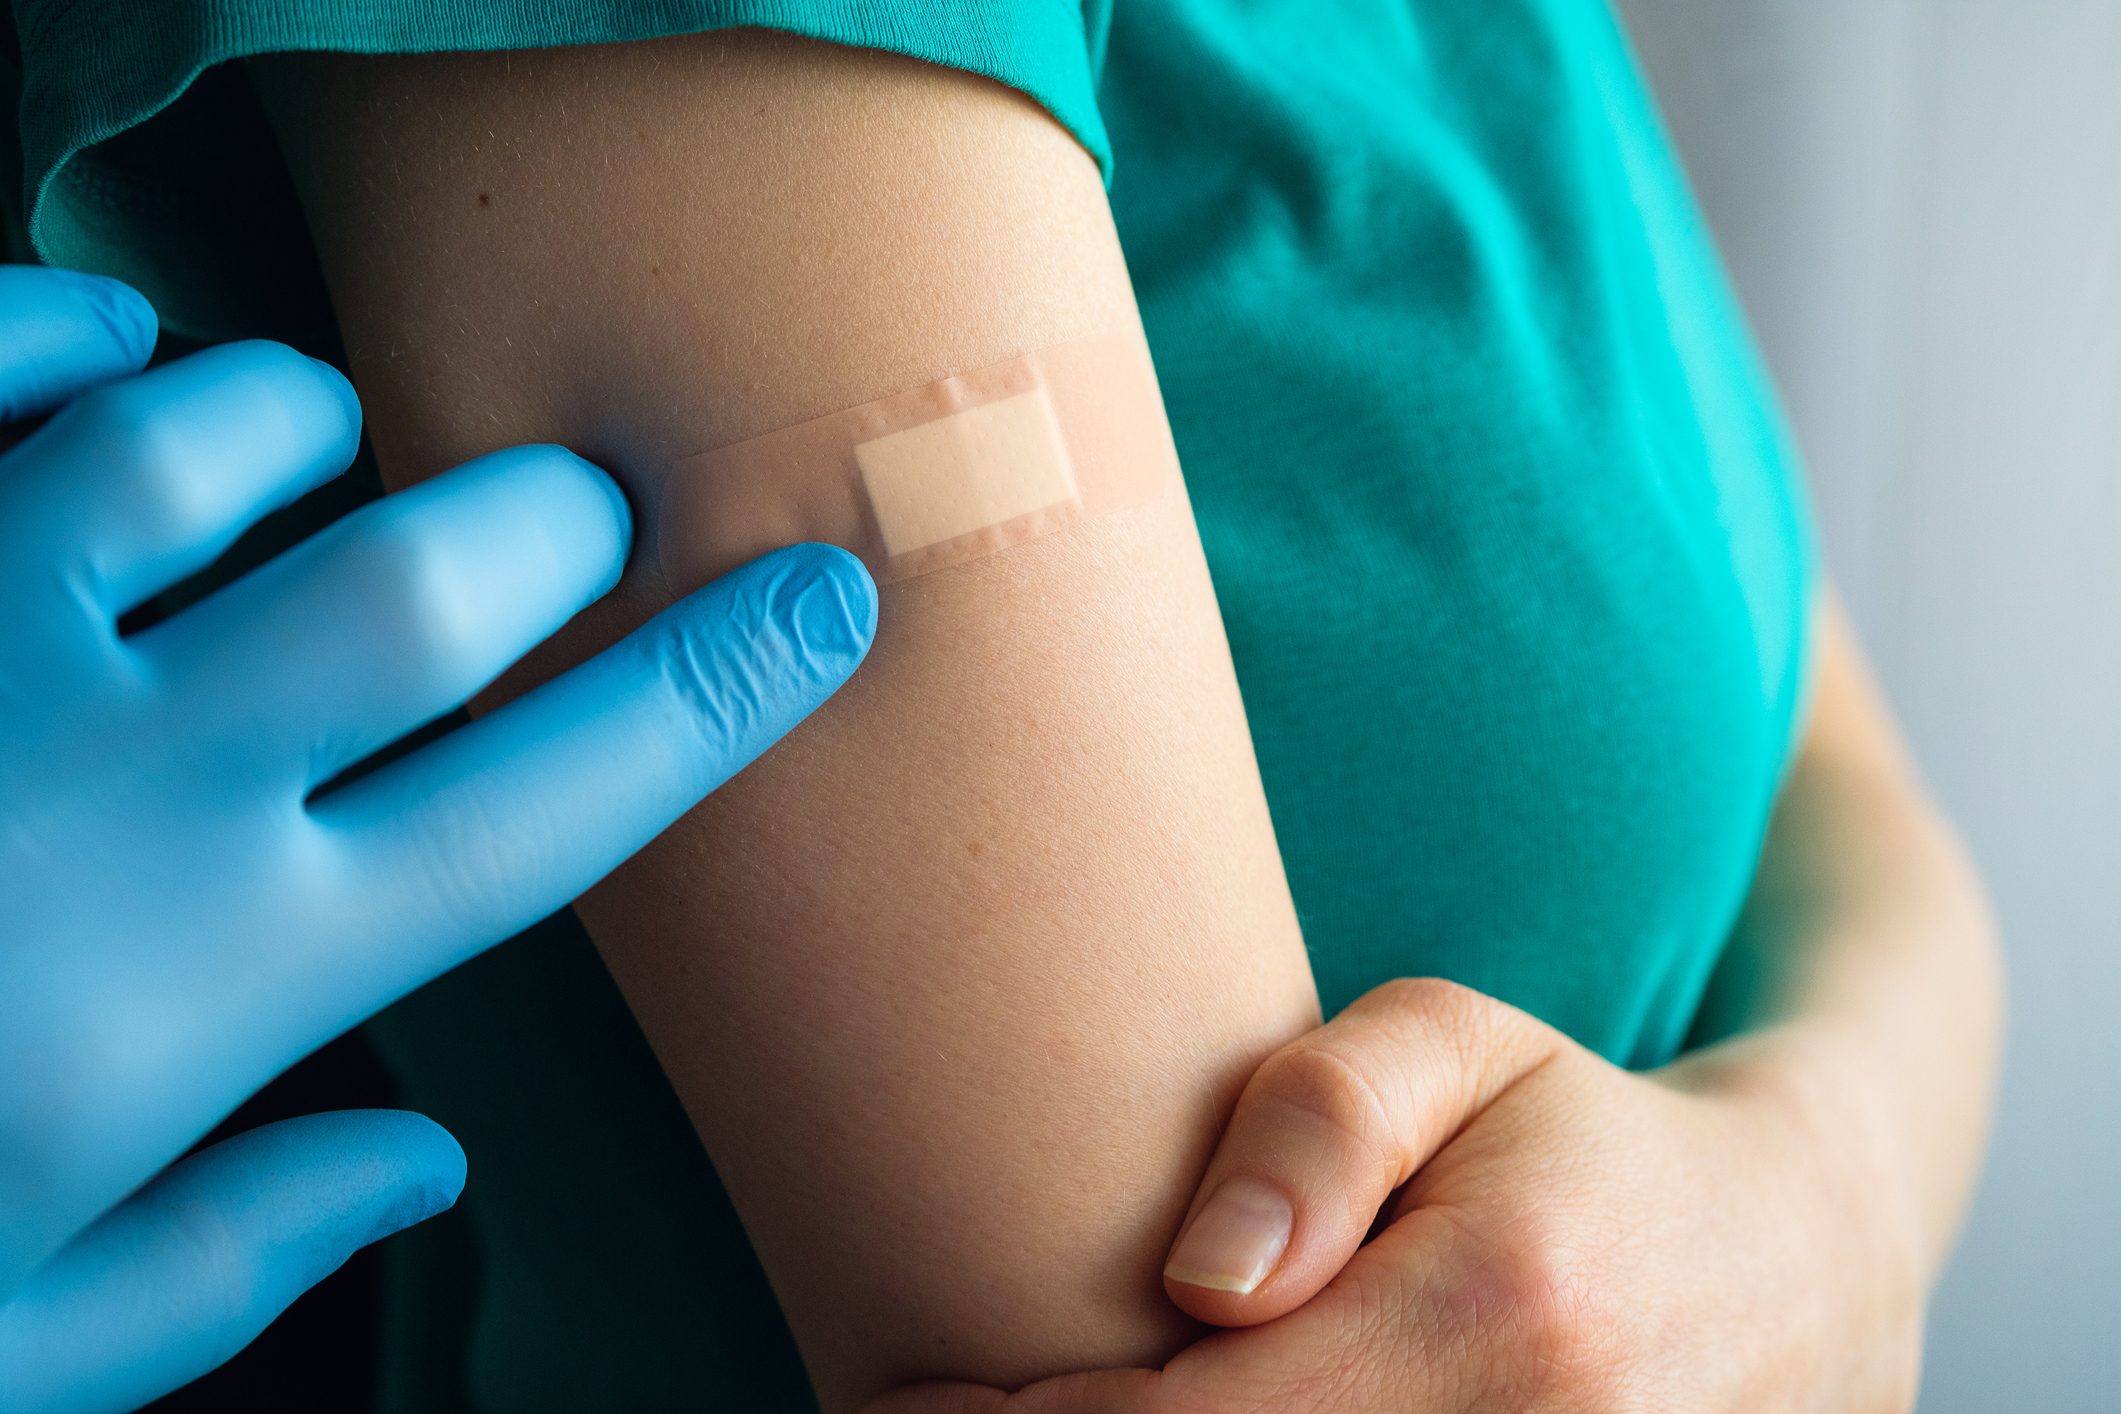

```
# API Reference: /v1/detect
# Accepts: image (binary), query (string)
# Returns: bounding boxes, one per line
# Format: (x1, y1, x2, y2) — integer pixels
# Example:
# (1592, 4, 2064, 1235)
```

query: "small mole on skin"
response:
(966, 839, 986, 860)
(476, 192, 492, 207)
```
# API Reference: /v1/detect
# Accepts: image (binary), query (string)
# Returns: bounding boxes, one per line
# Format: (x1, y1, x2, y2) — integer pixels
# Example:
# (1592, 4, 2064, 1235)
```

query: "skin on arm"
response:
(867, 594, 2003, 1412)
(1687, 593, 2002, 1287)
(249, 31, 1320, 1408)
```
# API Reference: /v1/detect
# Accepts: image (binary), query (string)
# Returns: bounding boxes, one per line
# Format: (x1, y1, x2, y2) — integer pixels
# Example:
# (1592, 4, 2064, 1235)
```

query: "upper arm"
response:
(254, 31, 1318, 1406)
(258, 30, 1132, 510)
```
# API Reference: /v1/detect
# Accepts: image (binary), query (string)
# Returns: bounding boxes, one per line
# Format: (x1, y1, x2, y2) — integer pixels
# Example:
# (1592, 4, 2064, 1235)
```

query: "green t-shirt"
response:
(8, 1, 1815, 1407)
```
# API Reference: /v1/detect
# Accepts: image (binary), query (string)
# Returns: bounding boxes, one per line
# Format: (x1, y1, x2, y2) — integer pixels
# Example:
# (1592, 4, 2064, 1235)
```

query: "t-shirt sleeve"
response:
(9, 0, 1112, 340)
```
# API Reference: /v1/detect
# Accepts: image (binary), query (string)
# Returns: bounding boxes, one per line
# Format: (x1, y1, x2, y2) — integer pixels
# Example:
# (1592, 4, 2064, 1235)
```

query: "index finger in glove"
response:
(300, 543, 876, 1017)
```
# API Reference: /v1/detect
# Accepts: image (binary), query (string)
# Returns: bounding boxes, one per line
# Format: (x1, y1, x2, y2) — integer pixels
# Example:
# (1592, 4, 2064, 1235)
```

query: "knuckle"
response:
(1368, 975, 1548, 1070)
(345, 507, 482, 681)
(1369, 974, 1482, 1020)
(71, 382, 209, 527)
(1454, 1216, 1626, 1410)
(1249, 1041, 1396, 1171)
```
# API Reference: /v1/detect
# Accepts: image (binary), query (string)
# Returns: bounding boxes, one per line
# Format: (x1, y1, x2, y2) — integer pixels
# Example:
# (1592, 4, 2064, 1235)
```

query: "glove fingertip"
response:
(779, 541, 878, 676)
(492, 442, 636, 596)
(356, 1110, 468, 1236)
(0, 266, 160, 423)
(249, 1110, 465, 1246)
(53, 267, 159, 366)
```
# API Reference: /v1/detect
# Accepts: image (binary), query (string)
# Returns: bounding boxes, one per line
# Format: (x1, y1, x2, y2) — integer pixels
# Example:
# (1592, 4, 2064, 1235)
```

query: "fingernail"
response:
(783, 544, 877, 674)
(1164, 1175, 1293, 1295)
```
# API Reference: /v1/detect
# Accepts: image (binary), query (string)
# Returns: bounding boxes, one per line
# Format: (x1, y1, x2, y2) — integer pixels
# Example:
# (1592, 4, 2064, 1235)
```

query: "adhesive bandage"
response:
(657, 331, 1181, 591)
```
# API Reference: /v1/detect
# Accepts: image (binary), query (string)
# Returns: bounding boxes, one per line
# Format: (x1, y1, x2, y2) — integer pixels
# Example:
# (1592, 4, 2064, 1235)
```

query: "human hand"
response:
(0, 265, 874, 1413)
(872, 979, 1924, 1413)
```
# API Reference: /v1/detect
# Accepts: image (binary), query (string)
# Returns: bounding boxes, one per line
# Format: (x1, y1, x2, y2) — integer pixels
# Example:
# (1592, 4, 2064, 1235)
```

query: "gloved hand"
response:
(0, 265, 876, 1414)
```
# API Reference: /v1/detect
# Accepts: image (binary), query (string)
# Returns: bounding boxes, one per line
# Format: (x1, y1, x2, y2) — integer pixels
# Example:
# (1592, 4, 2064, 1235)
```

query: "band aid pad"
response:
(657, 331, 1180, 591)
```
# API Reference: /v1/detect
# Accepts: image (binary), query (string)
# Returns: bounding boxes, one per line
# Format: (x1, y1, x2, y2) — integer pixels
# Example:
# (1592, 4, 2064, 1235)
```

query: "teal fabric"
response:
(6, 0, 1814, 1407)
(1098, 0, 1815, 1062)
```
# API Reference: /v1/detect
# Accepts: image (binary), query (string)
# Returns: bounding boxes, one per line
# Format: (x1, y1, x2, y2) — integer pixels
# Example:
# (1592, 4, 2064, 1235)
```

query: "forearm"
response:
(1691, 596, 2001, 1283)
(252, 33, 1318, 1406)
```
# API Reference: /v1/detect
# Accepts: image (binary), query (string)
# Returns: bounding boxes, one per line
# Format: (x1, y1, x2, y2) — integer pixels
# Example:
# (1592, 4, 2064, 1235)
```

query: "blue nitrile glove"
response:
(0, 265, 876, 1413)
